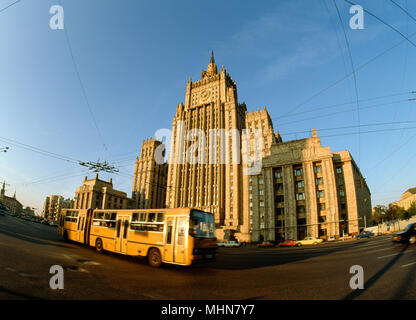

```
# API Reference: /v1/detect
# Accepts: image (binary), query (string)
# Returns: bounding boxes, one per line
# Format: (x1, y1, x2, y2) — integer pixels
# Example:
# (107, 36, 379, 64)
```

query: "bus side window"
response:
(166, 221, 173, 244)
(116, 220, 121, 237)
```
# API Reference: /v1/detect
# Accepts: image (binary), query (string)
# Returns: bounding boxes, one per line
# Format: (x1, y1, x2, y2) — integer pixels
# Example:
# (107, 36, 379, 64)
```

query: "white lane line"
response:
(402, 261, 416, 268)
(334, 243, 391, 253)
(378, 250, 415, 259)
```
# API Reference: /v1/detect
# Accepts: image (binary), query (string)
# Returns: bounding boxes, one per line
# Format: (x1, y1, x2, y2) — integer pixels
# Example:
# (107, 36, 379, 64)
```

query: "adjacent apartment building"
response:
(248, 129, 371, 242)
(42, 195, 73, 221)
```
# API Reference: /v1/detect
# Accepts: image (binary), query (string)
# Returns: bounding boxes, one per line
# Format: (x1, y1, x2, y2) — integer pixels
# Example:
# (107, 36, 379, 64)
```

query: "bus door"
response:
(115, 216, 129, 254)
(164, 217, 175, 262)
(174, 217, 187, 264)
(164, 216, 187, 264)
(84, 209, 93, 246)
(77, 213, 86, 243)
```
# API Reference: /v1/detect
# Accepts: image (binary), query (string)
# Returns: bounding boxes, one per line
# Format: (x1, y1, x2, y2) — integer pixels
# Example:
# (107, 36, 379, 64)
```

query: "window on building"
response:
(294, 168, 303, 176)
(296, 206, 305, 214)
(314, 166, 322, 173)
(317, 190, 325, 199)
(259, 201, 265, 207)
(274, 171, 283, 179)
(296, 193, 305, 201)
(259, 189, 264, 195)
(336, 167, 342, 174)
(258, 178, 264, 185)
(275, 183, 283, 191)
(318, 203, 326, 211)
(276, 195, 284, 203)
(296, 180, 304, 188)
(316, 177, 324, 185)
(339, 189, 345, 197)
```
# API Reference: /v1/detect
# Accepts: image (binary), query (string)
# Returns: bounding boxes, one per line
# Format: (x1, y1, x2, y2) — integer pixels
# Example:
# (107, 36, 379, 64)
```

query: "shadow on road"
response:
(0, 227, 75, 249)
(342, 244, 410, 300)
(0, 285, 42, 300)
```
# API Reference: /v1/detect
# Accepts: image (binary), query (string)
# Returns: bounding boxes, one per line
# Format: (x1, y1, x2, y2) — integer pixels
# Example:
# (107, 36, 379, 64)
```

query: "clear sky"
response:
(0, 0, 415, 215)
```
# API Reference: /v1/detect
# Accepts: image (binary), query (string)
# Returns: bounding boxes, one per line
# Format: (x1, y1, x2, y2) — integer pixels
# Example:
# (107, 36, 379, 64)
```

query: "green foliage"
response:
(372, 205, 387, 225)
(408, 201, 416, 218)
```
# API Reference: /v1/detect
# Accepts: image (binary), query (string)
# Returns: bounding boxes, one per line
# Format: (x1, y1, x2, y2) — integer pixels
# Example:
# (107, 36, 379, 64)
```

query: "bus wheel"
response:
(148, 248, 162, 268)
(95, 238, 104, 254)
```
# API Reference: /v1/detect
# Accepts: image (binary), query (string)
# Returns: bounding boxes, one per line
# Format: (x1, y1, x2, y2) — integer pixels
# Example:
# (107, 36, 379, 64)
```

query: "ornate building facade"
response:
(74, 174, 132, 210)
(133, 52, 371, 242)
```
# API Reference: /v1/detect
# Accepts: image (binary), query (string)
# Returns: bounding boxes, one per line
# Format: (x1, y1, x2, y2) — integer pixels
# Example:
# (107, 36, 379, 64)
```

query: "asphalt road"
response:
(0, 214, 415, 300)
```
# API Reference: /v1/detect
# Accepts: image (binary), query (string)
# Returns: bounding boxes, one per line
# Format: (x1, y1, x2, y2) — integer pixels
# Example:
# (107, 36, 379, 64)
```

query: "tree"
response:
(372, 205, 386, 235)
(397, 206, 410, 221)
(386, 203, 400, 231)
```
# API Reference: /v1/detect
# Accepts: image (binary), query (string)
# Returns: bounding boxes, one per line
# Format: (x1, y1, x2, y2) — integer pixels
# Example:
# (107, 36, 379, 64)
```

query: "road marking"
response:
(402, 261, 416, 268)
(378, 250, 415, 259)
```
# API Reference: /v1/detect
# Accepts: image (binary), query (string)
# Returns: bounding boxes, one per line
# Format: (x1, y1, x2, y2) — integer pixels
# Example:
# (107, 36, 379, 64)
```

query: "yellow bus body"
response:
(58, 208, 217, 267)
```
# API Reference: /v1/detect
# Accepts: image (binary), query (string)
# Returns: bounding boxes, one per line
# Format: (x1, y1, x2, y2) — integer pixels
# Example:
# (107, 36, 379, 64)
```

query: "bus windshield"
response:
(190, 210, 215, 238)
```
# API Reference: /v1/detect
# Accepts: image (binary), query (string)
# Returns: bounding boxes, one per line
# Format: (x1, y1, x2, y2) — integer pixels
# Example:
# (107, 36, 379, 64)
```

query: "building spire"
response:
(205, 50, 217, 76)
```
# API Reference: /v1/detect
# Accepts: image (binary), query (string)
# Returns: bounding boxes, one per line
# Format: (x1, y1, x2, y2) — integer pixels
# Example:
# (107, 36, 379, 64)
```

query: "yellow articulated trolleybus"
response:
(57, 208, 218, 267)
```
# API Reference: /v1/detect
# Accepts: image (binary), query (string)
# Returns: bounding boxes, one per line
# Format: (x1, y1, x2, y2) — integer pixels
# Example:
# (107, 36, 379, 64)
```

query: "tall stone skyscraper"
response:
(132, 138, 168, 209)
(166, 52, 248, 239)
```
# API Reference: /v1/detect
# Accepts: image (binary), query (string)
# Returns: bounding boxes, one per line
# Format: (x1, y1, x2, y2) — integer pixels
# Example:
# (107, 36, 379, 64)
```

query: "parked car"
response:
(296, 237, 324, 246)
(278, 240, 297, 247)
(355, 231, 375, 239)
(49, 222, 58, 227)
(392, 223, 416, 245)
(217, 241, 241, 248)
(258, 241, 275, 248)
(41, 220, 50, 226)
(327, 235, 336, 242)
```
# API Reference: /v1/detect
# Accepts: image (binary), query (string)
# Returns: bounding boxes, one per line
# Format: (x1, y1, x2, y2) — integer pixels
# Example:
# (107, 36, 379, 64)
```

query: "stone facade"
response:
(165, 52, 247, 240)
(132, 138, 168, 209)
(249, 129, 371, 242)
(392, 188, 416, 210)
(74, 174, 132, 210)
(134, 52, 371, 242)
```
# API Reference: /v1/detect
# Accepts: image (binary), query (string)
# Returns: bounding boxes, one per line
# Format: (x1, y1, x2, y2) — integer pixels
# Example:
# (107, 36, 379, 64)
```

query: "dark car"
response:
(393, 223, 416, 245)
(355, 231, 374, 239)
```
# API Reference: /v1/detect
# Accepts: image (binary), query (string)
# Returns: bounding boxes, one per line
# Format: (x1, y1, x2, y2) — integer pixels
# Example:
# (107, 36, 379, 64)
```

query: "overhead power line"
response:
(344, 0, 416, 48)
(59, 0, 109, 155)
(283, 120, 416, 136)
(334, 0, 361, 165)
(0, 0, 21, 14)
(278, 98, 413, 127)
(389, 0, 416, 23)
(276, 27, 416, 120)
(274, 91, 413, 121)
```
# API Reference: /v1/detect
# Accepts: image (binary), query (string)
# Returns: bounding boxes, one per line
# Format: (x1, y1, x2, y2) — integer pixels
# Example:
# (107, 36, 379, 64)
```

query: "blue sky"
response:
(0, 0, 415, 214)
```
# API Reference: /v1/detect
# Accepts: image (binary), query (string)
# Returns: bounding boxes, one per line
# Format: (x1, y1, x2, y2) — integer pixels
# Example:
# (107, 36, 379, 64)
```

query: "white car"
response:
(296, 237, 324, 246)
(217, 241, 242, 248)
